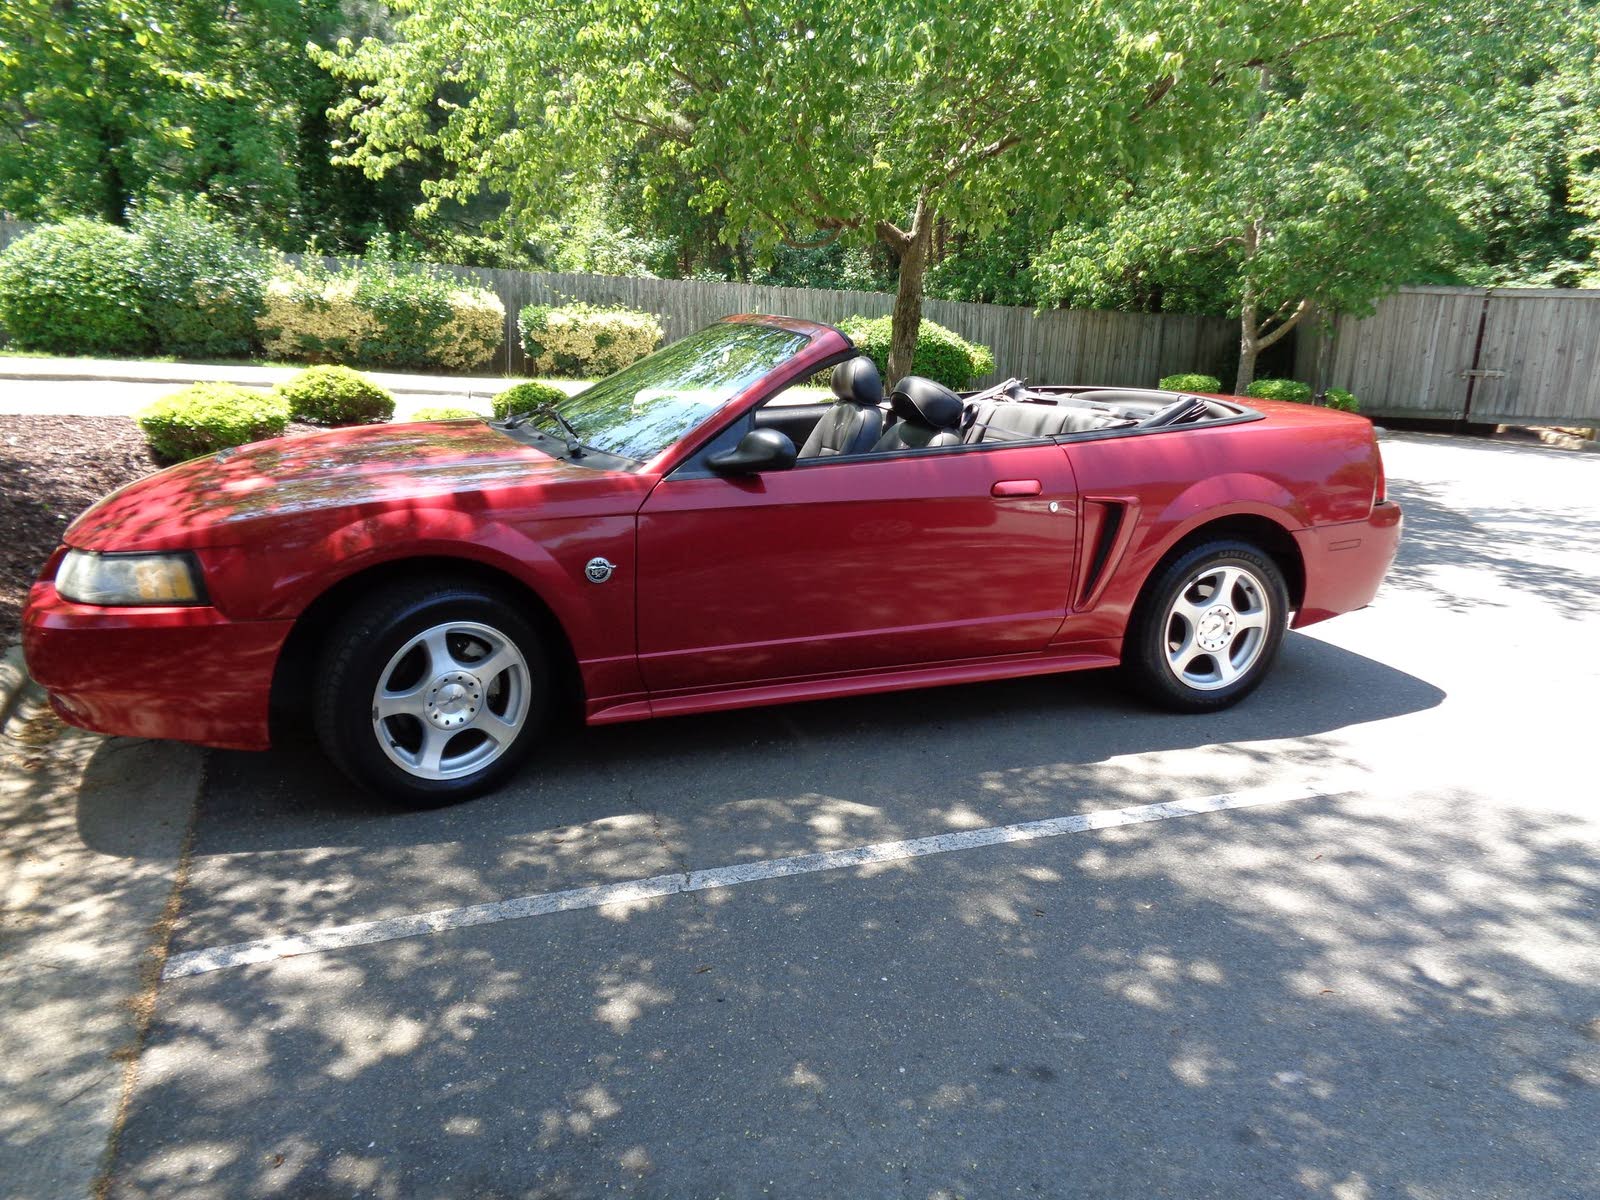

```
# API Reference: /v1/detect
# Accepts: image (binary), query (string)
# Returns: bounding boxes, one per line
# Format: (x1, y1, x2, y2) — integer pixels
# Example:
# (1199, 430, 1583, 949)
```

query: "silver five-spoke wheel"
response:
(370, 620, 531, 780)
(1125, 539, 1288, 713)
(1162, 563, 1272, 691)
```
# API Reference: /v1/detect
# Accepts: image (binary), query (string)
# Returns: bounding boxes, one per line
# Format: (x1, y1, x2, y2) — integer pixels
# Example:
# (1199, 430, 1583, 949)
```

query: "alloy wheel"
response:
(1162, 563, 1273, 692)
(369, 620, 530, 780)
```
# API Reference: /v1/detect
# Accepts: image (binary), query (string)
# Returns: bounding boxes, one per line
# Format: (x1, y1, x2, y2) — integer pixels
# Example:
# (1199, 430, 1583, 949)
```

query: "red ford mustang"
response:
(23, 315, 1401, 804)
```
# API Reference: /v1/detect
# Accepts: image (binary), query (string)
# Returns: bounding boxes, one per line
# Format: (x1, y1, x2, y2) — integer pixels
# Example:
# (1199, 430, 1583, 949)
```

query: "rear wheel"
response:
(314, 579, 551, 805)
(1124, 540, 1288, 713)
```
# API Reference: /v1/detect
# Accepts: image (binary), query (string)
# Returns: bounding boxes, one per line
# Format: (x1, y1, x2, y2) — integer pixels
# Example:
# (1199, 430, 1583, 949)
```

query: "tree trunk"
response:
(1233, 219, 1262, 394)
(1235, 232, 1311, 394)
(886, 198, 932, 384)
(101, 124, 130, 225)
(1234, 328, 1259, 395)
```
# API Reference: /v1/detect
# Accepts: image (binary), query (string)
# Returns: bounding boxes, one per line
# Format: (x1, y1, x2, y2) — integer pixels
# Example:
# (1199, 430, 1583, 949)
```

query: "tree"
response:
(1042, 90, 1466, 392)
(0, 0, 210, 223)
(1560, 7, 1600, 283)
(0, 0, 425, 251)
(320, 1, 1447, 380)
(1038, 1, 1575, 392)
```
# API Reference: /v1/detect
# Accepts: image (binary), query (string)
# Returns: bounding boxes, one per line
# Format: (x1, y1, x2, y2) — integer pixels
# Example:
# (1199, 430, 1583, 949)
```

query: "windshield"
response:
(549, 322, 809, 461)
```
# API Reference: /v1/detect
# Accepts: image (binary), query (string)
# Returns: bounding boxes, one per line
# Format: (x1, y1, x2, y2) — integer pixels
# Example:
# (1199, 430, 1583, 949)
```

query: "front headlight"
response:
(55, 550, 206, 606)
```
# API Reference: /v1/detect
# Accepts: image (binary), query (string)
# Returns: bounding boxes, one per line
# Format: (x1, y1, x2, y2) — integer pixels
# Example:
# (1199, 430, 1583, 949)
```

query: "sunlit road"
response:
(91, 431, 1599, 1198)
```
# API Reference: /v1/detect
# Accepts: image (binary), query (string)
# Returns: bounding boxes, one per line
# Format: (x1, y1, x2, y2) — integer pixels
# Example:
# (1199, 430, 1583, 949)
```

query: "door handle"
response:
(991, 479, 1042, 497)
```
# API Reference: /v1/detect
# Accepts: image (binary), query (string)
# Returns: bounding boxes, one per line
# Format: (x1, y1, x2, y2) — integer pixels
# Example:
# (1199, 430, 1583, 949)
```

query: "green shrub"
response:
(129, 198, 268, 359)
(409, 405, 481, 421)
(259, 261, 504, 371)
(1323, 387, 1361, 412)
(492, 380, 570, 421)
(0, 219, 151, 355)
(136, 383, 290, 461)
(518, 303, 664, 377)
(275, 365, 395, 425)
(375, 269, 503, 370)
(1159, 372, 1223, 393)
(1245, 378, 1314, 404)
(837, 315, 995, 390)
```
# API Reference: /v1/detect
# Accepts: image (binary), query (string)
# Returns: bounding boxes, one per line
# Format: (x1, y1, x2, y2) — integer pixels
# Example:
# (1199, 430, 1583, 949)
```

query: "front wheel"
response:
(1124, 540, 1288, 713)
(314, 580, 552, 805)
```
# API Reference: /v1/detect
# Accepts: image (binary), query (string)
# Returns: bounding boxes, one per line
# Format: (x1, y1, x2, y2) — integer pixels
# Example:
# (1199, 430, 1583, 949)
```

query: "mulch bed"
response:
(0, 415, 163, 646)
(0, 416, 337, 647)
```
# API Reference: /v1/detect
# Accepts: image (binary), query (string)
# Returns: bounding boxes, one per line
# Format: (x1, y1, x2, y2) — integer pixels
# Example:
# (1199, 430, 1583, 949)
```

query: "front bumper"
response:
(21, 581, 292, 750)
(1291, 500, 1404, 628)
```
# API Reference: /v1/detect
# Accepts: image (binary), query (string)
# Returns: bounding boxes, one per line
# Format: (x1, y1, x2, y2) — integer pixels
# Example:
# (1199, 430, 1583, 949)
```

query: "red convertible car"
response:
(23, 315, 1400, 803)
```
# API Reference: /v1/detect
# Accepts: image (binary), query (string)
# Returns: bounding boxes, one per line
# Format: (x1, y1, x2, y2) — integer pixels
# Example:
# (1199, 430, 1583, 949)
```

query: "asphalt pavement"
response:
(15, 430, 1600, 1199)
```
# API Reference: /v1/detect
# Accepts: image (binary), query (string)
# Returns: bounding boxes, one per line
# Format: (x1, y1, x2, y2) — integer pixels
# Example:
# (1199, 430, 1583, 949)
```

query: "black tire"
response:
(313, 578, 552, 806)
(1124, 539, 1289, 713)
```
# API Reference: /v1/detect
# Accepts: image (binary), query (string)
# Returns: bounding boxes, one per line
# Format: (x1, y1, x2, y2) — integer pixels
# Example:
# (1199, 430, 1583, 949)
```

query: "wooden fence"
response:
(304, 256, 1240, 388)
(0, 218, 1235, 388)
(1295, 285, 1600, 426)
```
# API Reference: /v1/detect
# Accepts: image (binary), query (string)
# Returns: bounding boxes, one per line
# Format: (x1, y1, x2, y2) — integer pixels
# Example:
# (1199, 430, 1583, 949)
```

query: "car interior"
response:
(756, 355, 1246, 462)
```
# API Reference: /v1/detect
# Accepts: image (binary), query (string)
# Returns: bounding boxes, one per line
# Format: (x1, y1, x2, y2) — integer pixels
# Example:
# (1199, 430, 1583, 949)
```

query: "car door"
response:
(634, 441, 1080, 694)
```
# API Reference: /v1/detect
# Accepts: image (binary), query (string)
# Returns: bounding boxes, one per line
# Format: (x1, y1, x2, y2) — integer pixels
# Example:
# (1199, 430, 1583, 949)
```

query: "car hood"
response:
(66, 420, 623, 551)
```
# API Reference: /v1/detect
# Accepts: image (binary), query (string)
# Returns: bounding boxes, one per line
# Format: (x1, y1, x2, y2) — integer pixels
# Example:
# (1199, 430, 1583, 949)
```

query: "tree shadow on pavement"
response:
(80, 426, 1600, 1198)
(67, 630, 1447, 962)
(100, 778, 1598, 1199)
(77, 630, 1443, 868)
(1383, 478, 1600, 619)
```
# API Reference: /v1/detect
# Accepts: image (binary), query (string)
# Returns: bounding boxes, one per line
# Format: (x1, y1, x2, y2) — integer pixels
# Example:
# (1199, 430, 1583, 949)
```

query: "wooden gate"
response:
(1298, 285, 1600, 425)
(1466, 290, 1600, 425)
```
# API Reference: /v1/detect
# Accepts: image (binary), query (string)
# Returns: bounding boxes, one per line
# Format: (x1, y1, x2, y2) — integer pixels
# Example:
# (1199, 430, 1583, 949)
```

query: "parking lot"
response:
(6, 430, 1600, 1199)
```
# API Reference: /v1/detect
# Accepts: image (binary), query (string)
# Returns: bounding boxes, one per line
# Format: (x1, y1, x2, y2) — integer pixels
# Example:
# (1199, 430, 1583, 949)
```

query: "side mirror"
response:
(707, 428, 798, 475)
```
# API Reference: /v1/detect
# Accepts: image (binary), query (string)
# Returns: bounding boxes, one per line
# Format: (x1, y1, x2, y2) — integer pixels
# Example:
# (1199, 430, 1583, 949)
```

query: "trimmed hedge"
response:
(1324, 387, 1361, 413)
(409, 405, 481, 421)
(1159, 372, 1223, 393)
(136, 383, 290, 462)
(275, 365, 395, 425)
(518, 303, 663, 377)
(259, 262, 504, 372)
(130, 199, 267, 359)
(1245, 378, 1314, 404)
(0, 219, 151, 355)
(493, 380, 570, 421)
(838, 315, 995, 390)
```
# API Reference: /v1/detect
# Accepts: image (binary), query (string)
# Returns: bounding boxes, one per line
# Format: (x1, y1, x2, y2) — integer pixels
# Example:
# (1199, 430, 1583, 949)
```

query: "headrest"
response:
(830, 356, 884, 406)
(889, 376, 964, 429)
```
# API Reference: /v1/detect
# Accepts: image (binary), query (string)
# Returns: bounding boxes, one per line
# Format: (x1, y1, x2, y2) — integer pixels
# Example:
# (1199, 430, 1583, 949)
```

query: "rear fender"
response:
(1125, 477, 1307, 605)
(1154, 473, 1310, 536)
(1058, 476, 1305, 646)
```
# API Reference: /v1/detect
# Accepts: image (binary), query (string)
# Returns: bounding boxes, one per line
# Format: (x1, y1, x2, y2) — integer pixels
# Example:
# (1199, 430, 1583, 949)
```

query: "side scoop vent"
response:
(1078, 499, 1131, 609)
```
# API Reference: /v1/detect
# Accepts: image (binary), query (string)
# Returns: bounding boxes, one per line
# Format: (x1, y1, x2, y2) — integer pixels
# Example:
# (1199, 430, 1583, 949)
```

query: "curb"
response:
(0, 644, 28, 730)
(0, 367, 517, 398)
(0, 676, 204, 1200)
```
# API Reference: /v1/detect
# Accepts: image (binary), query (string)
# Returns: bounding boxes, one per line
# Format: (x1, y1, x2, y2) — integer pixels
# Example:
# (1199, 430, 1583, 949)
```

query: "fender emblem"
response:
(585, 557, 615, 584)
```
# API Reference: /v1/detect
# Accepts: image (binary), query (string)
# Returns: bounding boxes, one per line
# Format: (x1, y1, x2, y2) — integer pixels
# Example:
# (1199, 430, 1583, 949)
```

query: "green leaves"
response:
(1244, 378, 1313, 404)
(1039, 1, 1584, 323)
(275, 365, 396, 425)
(839, 315, 993, 389)
(259, 260, 505, 372)
(492, 381, 569, 421)
(0, 0, 425, 251)
(315, 0, 1298, 252)
(130, 197, 270, 358)
(137, 382, 291, 461)
(0, 220, 152, 354)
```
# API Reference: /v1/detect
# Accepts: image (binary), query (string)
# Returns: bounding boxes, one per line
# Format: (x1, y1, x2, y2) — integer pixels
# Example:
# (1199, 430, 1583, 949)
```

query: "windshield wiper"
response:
(506, 405, 585, 458)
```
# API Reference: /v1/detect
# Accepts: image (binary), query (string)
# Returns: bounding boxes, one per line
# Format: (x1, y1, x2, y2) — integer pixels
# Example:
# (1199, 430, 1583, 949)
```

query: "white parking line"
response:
(162, 783, 1325, 980)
